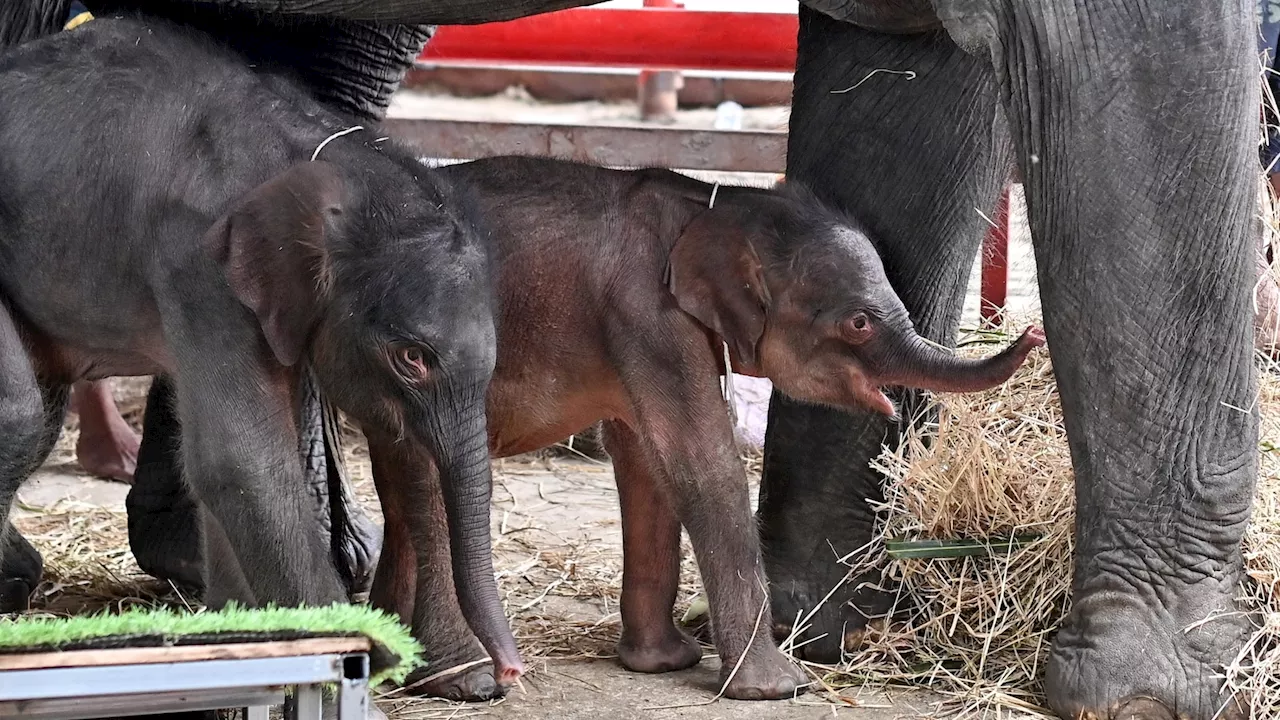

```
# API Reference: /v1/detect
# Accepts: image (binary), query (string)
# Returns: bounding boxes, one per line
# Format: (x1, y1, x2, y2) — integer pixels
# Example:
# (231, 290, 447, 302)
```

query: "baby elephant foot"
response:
(404, 662, 505, 702)
(719, 647, 806, 701)
(0, 577, 33, 612)
(1, 529, 42, 612)
(618, 625, 703, 673)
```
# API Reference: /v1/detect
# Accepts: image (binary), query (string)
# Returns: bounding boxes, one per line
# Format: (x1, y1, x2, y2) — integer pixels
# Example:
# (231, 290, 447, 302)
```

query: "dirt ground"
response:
(7, 88, 1043, 719)
(13, 457, 951, 719)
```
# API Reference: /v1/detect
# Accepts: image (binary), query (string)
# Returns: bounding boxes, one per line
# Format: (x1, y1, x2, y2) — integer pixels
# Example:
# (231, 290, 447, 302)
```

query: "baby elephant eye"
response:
(395, 345, 429, 378)
(841, 312, 874, 344)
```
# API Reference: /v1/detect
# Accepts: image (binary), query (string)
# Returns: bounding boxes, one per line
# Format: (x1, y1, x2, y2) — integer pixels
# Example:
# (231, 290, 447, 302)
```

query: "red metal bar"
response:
(422, 8, 798, 73)
(980, 186, 1011, 327)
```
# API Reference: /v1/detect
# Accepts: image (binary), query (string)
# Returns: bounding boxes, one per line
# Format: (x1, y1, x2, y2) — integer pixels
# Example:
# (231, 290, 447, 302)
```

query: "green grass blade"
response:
(885, 534, 1043, 560)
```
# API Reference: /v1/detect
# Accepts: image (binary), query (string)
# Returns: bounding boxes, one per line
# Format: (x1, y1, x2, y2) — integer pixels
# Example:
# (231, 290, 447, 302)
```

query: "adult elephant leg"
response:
(950, 3, 1259, 717)
(758, 10, 1011, 662)
(1, 375, 69, 610)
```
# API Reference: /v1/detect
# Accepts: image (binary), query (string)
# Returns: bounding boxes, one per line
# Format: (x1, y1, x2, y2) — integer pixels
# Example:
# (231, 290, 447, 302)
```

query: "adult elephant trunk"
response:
(219, 0, 598, 24)
(428, 398, 523, 685)
(873, 326, 1046, 394)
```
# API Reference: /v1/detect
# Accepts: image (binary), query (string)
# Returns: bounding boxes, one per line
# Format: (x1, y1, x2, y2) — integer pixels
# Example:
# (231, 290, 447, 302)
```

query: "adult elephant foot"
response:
(1044, 583, 1251, 720)
(766, 563, 896, 664)
(758, 397, 903, 665)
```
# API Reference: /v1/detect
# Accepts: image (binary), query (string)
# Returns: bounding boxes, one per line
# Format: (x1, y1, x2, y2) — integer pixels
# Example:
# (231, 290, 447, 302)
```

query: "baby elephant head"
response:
(205, 160, 521, 684)
(667, 183, 1044, 417)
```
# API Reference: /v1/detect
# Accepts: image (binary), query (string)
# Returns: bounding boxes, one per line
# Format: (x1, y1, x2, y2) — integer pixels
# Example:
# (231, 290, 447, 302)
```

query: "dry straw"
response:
(795, 311, 1278, 717)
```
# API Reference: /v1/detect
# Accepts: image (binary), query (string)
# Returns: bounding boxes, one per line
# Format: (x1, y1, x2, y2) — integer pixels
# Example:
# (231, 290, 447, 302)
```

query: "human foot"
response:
(72, 380, 140, 483)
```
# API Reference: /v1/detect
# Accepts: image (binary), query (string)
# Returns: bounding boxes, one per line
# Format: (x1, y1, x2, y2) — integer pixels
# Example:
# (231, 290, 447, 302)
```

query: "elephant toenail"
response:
(1111, 696, 1176, 720)
(842, 628, 866, 652)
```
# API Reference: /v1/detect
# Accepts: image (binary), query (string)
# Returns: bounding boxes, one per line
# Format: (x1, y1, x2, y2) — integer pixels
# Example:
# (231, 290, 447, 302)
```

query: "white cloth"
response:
(729, 375, 773, 451)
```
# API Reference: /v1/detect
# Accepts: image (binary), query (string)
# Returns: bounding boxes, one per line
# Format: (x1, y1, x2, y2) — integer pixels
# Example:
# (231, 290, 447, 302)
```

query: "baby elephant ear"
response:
(667, 211, 771, 368)
(206, 161, 347, 367)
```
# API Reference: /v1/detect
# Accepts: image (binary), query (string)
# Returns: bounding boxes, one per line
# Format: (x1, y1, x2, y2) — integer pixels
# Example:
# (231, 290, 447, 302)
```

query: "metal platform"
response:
(0, 637, 372, 719)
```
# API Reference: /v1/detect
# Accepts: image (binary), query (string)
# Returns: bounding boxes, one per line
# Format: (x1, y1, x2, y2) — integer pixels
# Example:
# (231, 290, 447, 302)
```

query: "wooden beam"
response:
(382, 118, 788, 173)
(0, 637, 371, 671)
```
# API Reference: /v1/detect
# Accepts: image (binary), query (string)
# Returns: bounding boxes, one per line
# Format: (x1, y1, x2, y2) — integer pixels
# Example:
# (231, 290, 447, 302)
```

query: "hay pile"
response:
(809, 327, 1280, 718)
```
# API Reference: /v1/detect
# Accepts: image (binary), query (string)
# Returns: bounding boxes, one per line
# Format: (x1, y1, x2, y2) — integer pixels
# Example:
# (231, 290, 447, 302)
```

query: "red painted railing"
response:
(421, 7, 1012, 325)
(423, 8, 797, 72)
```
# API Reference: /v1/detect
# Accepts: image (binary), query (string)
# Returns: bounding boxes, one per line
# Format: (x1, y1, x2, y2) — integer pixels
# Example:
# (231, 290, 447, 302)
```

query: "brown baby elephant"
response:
(368, 156, 1045, 701)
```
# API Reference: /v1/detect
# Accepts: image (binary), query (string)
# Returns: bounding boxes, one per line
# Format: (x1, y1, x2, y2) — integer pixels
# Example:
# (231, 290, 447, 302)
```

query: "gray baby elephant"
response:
(0, 12, 521, 687)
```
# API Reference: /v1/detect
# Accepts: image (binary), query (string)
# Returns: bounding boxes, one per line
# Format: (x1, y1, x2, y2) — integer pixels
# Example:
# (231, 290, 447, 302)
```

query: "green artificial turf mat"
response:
(0, 603, 423, 684)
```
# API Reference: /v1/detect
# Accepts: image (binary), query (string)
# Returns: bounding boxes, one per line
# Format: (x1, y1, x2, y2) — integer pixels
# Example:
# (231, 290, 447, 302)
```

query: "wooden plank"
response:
(0, 637, 371, 671)
(382, 118, 788, 173)
(402, 64, 793, 107)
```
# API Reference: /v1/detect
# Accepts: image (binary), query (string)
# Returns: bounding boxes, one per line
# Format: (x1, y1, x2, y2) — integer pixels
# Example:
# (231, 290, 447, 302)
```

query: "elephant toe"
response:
(1105, 696, 1178, 720)
(720, 648, 807, 701)
(405, 663, 503, 702)
(766, 565, 895, 666)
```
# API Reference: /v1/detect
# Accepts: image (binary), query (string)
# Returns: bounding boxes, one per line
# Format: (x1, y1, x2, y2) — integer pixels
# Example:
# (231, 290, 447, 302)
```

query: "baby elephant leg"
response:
(127, 373, 380, 599)
(0, 304, 69, 612)
(623, 360, 805, 700)
(127, 376, 204, 591)
(366, 434, 502, 702)
(601, 421, 703, 673)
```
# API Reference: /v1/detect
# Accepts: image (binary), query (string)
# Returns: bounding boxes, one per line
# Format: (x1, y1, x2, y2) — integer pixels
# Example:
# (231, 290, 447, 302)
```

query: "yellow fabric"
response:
(64, 10, 94, 31)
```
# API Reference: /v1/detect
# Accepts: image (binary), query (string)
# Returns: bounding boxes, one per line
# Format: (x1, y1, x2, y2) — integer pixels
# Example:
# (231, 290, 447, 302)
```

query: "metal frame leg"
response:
(287, 685, 324, 720)
(246, 706, 270, 720)
(337, 654, 370, 720)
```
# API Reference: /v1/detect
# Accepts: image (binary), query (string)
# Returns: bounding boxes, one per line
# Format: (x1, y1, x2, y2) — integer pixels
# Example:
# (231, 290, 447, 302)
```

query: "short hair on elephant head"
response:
(666, 177, 1043, 418)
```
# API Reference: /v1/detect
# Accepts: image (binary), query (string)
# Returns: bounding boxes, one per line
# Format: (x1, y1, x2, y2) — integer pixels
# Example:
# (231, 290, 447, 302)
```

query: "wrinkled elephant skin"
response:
(0, 0, 1262, 717)
(0, 14, 519, 688)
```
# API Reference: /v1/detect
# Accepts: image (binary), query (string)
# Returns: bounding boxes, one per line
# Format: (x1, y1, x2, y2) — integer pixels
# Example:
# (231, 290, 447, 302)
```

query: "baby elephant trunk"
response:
(432, 405, 524, 686)
(878, 326, 1046, 393)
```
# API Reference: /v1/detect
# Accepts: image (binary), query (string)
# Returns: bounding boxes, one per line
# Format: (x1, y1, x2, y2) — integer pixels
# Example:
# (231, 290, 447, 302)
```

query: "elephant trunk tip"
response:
(495, 658, 525, 686)
(1017, 325, 1047, 352)
(478, 626, 523, 686)
(968, 324, 1046, 389)
(878, 324, 1046, 396)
